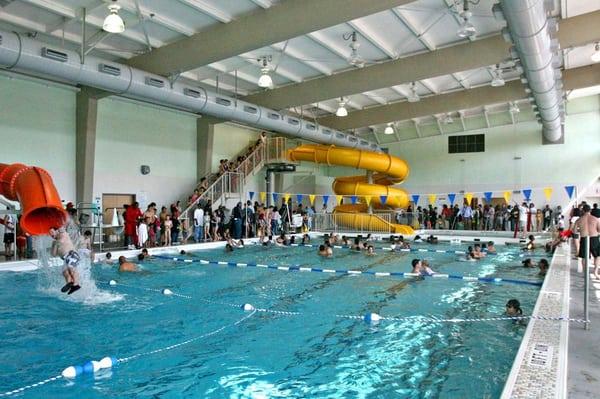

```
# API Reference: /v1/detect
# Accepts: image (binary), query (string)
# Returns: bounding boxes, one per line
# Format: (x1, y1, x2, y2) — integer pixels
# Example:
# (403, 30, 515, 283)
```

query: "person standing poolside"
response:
(518, 202, 528, 237)
(3, 215, 15, 258)
(592, 203, 600, 218)
(458, 202, 473, 230)
(193, 205, 204, 243)
(575, 204, 600, 279)
(49, 227, 81, 295)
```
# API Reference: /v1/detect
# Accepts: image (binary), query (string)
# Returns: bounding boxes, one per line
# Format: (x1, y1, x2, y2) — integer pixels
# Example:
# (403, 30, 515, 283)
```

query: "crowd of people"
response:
(402, 202, 567, 232)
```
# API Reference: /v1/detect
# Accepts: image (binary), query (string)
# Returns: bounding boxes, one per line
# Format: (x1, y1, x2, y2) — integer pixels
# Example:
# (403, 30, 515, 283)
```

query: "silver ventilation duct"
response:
(496, 0, 565, 142)
(0, 30, 380, 152)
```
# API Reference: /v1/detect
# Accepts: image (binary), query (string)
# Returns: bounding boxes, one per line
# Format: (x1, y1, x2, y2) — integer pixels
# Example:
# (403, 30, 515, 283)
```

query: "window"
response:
(448, 134, 485, 153)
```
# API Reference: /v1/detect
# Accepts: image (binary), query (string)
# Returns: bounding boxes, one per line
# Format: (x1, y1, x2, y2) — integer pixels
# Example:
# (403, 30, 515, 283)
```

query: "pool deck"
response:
(501, 243, 571, 399)
(567, 258, 600, 398)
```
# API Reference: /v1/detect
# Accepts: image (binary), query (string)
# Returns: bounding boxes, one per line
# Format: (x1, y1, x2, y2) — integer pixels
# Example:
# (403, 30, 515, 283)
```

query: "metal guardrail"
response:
(313, 212, 393, 235)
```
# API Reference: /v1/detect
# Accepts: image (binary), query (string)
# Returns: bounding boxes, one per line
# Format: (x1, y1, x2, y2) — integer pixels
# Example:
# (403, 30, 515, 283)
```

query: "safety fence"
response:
(312, 212, 393, 235)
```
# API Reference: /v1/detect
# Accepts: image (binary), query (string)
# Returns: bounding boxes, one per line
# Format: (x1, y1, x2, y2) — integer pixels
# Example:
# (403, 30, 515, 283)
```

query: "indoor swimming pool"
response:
(0, 240, 546, 398)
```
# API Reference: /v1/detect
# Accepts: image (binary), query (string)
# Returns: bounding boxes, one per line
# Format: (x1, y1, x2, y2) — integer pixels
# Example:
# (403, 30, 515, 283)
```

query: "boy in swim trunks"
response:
(49, 227, 81, 295)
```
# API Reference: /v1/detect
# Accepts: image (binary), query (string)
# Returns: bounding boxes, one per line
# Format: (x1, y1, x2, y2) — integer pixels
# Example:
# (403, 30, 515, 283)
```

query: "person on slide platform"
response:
(49, 227, 81, 295)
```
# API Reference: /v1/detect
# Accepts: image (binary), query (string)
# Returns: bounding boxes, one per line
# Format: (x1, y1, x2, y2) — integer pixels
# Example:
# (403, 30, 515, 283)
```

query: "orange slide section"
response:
(0, 163, 66, 235)
(287, 145, 414, 235)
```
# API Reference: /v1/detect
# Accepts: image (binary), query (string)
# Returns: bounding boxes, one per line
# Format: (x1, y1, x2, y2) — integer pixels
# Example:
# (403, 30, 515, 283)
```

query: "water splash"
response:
(34, 236, 122, 305)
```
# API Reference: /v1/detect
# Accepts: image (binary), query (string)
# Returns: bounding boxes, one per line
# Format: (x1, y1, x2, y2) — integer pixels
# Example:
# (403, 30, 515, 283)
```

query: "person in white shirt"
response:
(518, 202, 529, 237)
(528, 203, 537, 232)
(3, 215, 15, 258)
(193, 205, 204, 243)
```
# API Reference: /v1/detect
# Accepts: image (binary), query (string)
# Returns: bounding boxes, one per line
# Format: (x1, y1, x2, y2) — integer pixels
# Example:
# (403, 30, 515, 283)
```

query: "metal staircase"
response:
(179, 141, 267, 222)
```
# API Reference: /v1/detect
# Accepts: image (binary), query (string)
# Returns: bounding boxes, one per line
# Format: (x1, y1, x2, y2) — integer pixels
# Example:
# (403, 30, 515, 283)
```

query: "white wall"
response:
(0, 75, 76, 202)
(211, 123, 260, 171)
(94, 97, 197, 209)
(384, 105, 600, 207)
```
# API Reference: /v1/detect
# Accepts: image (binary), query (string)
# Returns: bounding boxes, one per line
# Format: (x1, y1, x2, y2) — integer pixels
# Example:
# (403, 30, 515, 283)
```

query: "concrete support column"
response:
(75, 87, 99, 205)
(196, 116, 223, 182)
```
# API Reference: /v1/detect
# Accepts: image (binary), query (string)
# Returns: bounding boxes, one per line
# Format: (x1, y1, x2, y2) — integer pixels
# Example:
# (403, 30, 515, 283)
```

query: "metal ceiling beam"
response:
(244, 35, 509, 109)
(347, 20, 396, 58)
(177, 0, 233, 23)
(127, 0, 416, 75)
(557, 10, 600, 49)
(316, 64, 599, 129)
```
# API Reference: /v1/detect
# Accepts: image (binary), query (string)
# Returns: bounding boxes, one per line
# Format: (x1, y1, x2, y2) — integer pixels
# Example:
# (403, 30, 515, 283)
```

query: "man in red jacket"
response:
(124, 202, 143, 249)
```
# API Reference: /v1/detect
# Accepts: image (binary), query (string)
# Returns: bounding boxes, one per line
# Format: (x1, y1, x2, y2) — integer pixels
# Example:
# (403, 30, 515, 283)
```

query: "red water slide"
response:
(0, 163, 66, 235)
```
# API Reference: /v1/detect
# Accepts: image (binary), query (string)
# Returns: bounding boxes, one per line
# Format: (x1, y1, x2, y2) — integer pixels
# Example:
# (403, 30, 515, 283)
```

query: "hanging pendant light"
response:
(457, 0, 476, 38)
(592, 42, 600, 63)
(336, 98, 348, 117)
(257, 57, 273, 88)
(103, 1, 125, 33)
(407, 82, 420, 103)
(384, 123, 395, 135)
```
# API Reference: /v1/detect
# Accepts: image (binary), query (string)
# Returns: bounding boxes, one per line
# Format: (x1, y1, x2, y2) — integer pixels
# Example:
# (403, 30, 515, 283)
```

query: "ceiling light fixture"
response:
(344, 31, 365, 68)
(336, 98, 348, 117)
(407, 82, 420, 103)
(257, 56, 273, 88)
(103, 0, 125, 33)
(457, 0, 477, 39)
(384, 123, 395, 135)
(592, 42, 600, 63)
(491, 65, 505, 87)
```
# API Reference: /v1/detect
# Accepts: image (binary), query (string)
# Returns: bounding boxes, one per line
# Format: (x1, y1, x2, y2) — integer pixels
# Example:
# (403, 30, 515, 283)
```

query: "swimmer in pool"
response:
(50, 227, 81, 295)
(118, 256, 139, 272)
(318, 244, 330, 257)
(411, 258, 423, 274)
(522, 235, 536, 251)
(473, 244, 486, 258)
(366, 245, 375, 256)
(276, 233, 287, 246)
(421, 260, 435, 275)
(538, 259, 549, 276)
(139, 248, 152, 260)
(486, 241, 497, 254)
(426, 235, 438, 244)
(104, 252, 114, 264)
(505, 299, 526, 325)
(465, 246, 477, 261)
(522, 258, 535, 268)
(302, 234, 310, 244)
(341, 235, 349, 246)
(225, 243, 234, 252)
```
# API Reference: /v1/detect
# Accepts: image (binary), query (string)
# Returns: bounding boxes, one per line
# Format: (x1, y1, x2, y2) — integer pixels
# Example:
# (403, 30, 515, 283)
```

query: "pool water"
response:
(0, 240, 546, 398)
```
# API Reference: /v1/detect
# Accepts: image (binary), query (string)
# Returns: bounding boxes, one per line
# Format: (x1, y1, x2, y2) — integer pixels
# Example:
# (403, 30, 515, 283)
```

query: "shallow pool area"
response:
(0, 240, 547, 398)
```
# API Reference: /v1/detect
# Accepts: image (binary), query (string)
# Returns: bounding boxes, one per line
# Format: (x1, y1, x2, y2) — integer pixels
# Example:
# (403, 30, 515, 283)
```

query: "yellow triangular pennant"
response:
(259, 192, 266, 203)
(309, 194, 316, 205)
(543, 187, 553, 201)
(336, 195, 344, 205)
(364, 195, 372, 206)
(428, 194, 437, 205)
(503, 191, 511, 203)
(464, 192, 473, 205)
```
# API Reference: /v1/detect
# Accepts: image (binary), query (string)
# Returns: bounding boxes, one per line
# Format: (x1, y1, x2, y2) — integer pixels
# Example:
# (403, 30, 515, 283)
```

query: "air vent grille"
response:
(183, 88, 201, 98)
(0, 34, 3, 46)
(145, 77, 165, 88)
(287, 118, 300, 126)
(98, 63, 121, 76)
(243, 105, 258, 114)
(321, 129, 332, 135)
(335, 133, 345, 139)
(360, 140, 369, 146)
(41, 47, 68, 62)
(216, 97, 231, 106)
(305, 123, 317, 131)
(267, 112, 280, 120)
(348, 136, 358, 142)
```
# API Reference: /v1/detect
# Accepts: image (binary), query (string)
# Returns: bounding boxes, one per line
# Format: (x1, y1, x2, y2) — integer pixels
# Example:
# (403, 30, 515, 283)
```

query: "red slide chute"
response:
(0, 163, 66, 235)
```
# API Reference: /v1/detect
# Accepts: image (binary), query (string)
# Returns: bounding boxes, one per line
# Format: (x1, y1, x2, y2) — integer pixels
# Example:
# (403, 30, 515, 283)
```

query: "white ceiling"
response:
(0, 0, 598, 141)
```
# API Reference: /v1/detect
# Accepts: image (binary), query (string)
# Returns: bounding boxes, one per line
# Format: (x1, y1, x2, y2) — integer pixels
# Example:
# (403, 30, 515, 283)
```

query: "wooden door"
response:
(102, 194, 135, 224)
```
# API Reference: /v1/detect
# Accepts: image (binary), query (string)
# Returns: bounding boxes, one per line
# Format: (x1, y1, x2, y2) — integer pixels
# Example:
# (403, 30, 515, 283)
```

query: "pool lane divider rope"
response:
(279, 243, 554, 258)
(99, 281, 590, 325)
(0, 310, 256, 397)
(153, 254, 543, 287)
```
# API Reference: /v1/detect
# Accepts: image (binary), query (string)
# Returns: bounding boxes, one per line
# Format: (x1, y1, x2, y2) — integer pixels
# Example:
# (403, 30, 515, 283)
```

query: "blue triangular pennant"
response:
(323, 195, 329, 205)
(565, 185, 575, 199)
(272, 193, 279, 203)
(380, 195, 388, 205)
(484, 192, 492, 203)
(296, 194, 303, 203)
(411, 194, 420, 204)
(522, 189, 532, 201)
(351, 195, 358, 205)
(448, 193, 456, 205)
(248, 191, 255, 200)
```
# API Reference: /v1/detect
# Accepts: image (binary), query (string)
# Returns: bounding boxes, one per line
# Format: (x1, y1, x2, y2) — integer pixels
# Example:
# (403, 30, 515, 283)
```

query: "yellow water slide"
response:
(287, 144, 414, 235)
